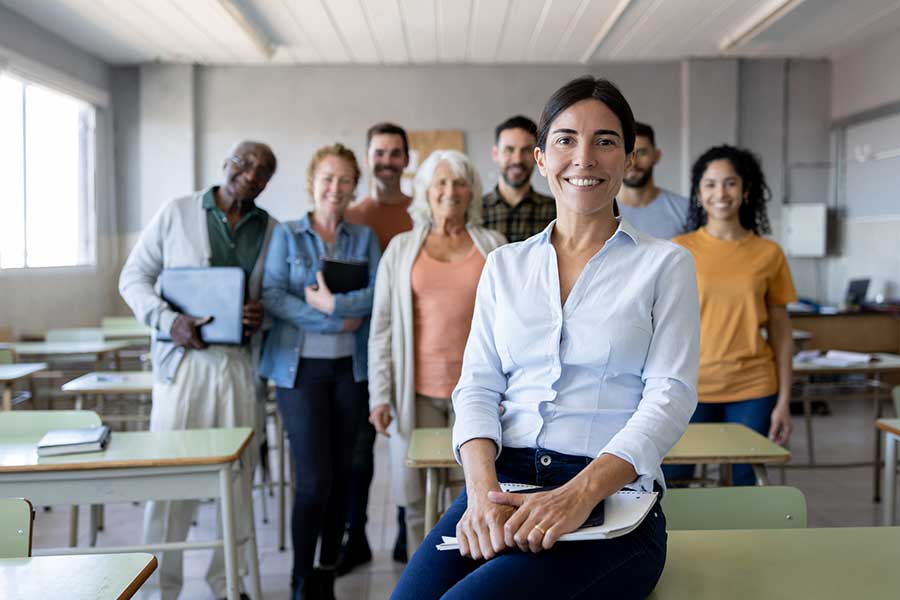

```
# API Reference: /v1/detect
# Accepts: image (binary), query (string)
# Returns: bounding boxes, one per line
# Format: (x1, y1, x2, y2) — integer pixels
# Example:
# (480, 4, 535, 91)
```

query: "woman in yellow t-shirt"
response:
(666, 145, 796, 486)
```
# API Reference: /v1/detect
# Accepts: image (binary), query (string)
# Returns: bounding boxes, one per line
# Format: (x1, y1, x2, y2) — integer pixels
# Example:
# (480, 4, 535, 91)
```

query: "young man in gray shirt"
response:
(618, 122, 690, 239)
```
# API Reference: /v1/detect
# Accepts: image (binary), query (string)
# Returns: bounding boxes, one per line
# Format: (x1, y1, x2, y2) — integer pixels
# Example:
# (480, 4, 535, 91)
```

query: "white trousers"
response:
(143, 346, 258, 599)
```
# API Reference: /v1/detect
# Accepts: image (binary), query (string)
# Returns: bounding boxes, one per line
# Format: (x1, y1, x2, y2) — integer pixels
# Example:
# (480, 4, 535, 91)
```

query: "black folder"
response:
(322, 258, 368, 294)
(158, 267, 245, 344)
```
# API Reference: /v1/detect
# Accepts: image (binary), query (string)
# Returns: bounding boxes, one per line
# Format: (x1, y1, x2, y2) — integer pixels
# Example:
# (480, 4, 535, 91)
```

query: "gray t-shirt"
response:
(617, 188, 690, 240)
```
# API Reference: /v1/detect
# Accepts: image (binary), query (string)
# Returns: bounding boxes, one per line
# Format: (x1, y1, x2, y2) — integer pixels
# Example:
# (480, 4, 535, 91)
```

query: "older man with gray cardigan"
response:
(119, 140, 278, 600)
(368, 150, 506, 555)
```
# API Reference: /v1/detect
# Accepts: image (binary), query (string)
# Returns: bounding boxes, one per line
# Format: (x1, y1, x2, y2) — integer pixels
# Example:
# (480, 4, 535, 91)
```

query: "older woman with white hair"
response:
(368, 149, 506, 554)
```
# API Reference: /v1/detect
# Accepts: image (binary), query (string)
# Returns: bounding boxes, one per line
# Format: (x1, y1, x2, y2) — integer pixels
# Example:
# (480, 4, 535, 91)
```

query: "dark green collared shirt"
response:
(481, 185, 556, 243)
(203, 187, 269, 279)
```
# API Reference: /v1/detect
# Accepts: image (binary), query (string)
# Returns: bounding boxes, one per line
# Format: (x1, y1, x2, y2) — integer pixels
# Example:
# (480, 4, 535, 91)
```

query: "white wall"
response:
(825, 31, 900, 304)
(0, 4, 117, 335)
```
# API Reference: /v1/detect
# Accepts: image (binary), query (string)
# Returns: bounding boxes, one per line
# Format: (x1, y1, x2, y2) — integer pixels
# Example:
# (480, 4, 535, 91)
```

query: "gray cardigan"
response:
(119, 189, 278, 383)
(368, 224, 506, 432)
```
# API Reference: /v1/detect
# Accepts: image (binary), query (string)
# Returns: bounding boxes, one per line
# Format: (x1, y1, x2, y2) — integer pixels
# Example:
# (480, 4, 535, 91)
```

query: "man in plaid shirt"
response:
(482, 115, 556, 243)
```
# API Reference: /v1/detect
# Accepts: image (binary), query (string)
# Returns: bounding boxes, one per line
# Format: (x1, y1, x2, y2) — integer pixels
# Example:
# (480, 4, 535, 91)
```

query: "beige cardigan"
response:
(368, 224, 506, 504)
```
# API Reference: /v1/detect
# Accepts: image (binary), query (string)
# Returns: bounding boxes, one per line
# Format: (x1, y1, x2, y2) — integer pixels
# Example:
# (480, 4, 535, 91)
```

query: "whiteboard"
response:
(844, 111, 900, 218)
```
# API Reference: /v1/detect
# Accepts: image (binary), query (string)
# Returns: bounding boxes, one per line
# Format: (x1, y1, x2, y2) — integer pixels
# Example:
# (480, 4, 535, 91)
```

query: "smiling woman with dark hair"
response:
(389, 76, 700, 600)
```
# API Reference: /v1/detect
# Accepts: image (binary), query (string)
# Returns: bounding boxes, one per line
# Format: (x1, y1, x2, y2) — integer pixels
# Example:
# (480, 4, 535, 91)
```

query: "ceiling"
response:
(3, 0, 900, 66)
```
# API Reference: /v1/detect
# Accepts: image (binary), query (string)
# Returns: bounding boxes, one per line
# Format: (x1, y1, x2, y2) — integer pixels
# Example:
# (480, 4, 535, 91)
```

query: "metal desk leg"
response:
(885, 432, 898, 526)
(874, 376, 883, 502)
(803, 395, 815, 466)
(752, 464, 769, 486)
(241, 461, 263, 600)
(69, 505, 79, 547)
(2, 384, 11, 411)
(424, 467, 439, 532)
(219, 464, 240, 600)
(719, 463, 733, 487)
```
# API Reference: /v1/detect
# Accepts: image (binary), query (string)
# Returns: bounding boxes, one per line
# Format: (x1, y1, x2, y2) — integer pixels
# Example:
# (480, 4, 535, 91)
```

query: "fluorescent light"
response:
(719, 0, 806, 53)
(217, 0, 275, 60)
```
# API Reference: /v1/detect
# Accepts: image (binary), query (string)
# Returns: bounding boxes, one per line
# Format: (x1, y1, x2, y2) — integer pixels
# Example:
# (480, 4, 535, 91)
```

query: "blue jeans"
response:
(663, 394, 777, 486)
(275, 357, 367, 593)
(391, 447, 667, 600)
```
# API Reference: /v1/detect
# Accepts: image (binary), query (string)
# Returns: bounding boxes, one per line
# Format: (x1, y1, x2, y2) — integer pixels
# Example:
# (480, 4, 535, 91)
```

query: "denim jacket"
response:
(258, 215, 381, 386)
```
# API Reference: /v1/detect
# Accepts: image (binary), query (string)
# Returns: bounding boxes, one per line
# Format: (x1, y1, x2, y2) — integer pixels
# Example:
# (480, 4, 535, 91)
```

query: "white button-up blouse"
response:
(451, 218, 700, 491)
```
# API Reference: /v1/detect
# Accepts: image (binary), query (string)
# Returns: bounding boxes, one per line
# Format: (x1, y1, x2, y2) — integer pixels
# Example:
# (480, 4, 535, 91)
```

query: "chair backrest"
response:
(0, 410, 102, 437)
(45, 328, 105, 342)
(662, 486, 807, 530)
(0, 344, 16, 365)
(893, 385, 900, 418)
(0, 498, 34, 558)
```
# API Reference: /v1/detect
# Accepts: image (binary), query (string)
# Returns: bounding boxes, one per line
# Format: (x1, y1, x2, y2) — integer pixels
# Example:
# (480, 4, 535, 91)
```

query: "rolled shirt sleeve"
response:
(599, 250, 699, 490)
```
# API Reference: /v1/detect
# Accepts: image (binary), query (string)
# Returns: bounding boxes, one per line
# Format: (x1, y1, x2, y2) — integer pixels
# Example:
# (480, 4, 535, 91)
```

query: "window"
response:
(0, 74, 96, 269)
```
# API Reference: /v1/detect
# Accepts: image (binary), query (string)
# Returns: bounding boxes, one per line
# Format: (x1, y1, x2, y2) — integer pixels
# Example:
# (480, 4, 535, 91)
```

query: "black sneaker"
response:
(335, 534, 372, 576)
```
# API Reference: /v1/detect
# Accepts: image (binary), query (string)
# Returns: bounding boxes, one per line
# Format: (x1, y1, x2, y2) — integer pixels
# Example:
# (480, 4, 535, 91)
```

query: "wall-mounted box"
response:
(783, 203, 827, 258)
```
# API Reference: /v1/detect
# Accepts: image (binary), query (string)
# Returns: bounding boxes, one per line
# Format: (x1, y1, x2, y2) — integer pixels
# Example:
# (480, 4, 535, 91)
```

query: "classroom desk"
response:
(407, 423, 790, 532)
(0, 363, 47, 411)
(0, 552, 157, 600)
(101, 325, 152, 342)
(793, 352, 900, 501)
(649, 527, 900, 599)
(61, 371, 153, 424)
(13, 341, 130, 371)
(878, 418, 900, 526)
(0, 427, 261, 600)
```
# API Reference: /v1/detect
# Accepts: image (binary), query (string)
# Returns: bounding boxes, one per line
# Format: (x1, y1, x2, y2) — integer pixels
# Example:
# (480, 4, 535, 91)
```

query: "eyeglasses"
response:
(229, 155, 274, 179)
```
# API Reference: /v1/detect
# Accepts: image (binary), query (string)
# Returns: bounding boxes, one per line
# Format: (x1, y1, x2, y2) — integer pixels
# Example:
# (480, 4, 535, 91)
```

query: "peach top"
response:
(411, 245, 486, 398)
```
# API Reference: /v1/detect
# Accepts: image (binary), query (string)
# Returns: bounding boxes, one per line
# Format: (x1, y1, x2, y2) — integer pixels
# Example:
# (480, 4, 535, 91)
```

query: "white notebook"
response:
(436, 483, 658, 551)
(37, 425, 111, 456)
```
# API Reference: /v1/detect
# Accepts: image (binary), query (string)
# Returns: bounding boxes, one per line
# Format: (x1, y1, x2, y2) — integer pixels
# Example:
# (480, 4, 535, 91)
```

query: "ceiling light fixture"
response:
(217, 0, 275, 60)
(719, 0, 806, 53)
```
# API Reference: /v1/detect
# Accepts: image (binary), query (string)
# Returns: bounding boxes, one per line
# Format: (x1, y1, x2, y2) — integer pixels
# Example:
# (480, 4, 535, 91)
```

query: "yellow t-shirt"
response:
(673, 228, 797, 403)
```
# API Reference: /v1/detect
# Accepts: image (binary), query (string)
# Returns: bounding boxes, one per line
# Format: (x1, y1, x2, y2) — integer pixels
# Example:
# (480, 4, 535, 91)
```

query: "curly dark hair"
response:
(687, 145, 771, 235)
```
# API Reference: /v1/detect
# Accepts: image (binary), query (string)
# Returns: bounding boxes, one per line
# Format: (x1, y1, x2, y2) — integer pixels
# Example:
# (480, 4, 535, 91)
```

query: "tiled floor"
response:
(30, 397, 898, 599)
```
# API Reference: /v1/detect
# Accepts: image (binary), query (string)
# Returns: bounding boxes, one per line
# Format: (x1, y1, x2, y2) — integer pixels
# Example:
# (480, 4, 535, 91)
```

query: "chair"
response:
(0, 410, 103, 547)
(0, 498, 35, 557)
(662, 486, 807, 530)
(893, 385, 900, 418)
(0, 345, 34, 408)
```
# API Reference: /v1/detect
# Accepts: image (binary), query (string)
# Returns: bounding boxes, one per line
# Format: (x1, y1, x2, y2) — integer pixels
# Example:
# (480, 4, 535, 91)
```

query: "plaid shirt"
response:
(481, 186, 556, 243)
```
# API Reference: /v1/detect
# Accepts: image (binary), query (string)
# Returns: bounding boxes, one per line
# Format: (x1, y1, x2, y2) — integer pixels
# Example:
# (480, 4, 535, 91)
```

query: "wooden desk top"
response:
(0, 364, 47, 383)
(665, 423, 790, 465)
(406, 423, 790, 468)
(793, 352, 900, 374)
(0, 428, 253, 473)
(0, 552, 156, 600)
(877, 418, 900, 436)
(61, 372, 153, 395)
(13, 341, 130, 356)
(650, 527, 900, 599)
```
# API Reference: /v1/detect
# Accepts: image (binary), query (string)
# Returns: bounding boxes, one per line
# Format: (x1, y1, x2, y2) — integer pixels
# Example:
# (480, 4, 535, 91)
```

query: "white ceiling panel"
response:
(467, 0, 510, 62)
(436, 0, 472, 62)
(494, 0, 549, 62)
(399, 0, 437, 63)
(361, 0, 410, 63)
(2, 0, 900, 65)
(323, 0, 381, 63)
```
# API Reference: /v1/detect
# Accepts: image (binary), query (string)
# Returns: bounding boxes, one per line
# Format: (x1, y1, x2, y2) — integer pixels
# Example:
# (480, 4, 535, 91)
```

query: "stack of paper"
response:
(814, 350, 873, 367)
(436, 484, 657, 551)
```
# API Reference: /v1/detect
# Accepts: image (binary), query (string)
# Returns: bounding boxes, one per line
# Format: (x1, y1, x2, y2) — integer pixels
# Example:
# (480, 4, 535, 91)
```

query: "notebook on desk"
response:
(158, 267, 245, 344)
(37, 426, 111, 456)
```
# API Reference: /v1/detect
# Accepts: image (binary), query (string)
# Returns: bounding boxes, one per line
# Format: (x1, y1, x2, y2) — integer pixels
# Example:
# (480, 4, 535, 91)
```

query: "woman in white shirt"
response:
(390, 77, 700, 600)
